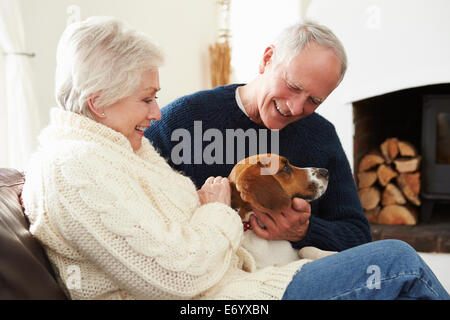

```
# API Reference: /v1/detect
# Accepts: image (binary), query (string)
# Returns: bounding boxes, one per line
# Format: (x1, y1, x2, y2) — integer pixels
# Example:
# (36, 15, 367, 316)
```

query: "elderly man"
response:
(146, 21, 372, 252)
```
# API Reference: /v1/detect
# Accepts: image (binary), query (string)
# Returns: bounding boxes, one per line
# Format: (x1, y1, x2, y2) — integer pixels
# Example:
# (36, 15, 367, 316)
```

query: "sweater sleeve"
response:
(291, 126, 372, 251)
(48, 150, 243, 299)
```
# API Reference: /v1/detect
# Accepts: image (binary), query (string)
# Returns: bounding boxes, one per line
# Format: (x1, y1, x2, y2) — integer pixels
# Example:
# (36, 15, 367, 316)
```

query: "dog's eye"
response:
(281, 164, 291, 174)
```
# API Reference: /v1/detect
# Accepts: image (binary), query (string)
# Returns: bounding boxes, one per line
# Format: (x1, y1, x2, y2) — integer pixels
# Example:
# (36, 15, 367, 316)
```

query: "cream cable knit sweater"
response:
(22, 108, 309, 300)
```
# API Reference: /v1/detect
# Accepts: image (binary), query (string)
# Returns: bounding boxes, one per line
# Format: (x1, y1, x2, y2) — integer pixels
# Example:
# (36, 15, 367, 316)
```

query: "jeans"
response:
(282, 239, 450, 300)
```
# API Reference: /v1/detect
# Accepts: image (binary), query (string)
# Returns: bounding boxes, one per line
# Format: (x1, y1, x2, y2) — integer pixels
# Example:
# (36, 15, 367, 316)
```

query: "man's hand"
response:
(249, 198, 311, 242)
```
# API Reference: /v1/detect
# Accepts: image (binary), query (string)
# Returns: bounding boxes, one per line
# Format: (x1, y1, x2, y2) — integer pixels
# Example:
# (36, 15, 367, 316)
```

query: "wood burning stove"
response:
(421, 95, 450, 221)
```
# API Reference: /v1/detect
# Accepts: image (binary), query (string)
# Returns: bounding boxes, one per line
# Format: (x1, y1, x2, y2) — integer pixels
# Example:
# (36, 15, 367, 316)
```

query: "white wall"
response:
(229, 0, 302, 83)
(19, 0, 218, 129)
(308, 0, 450, 103)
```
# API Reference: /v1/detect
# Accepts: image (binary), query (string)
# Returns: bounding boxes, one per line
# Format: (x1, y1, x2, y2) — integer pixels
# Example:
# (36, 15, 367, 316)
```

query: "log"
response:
(358, 187, 380, 210)
(393, 157, 421, 173)
(365, 206, 381, 224)
(403, 172, 421, 195)
(376, 164, 398, 187)
(397, 140, 417, 157)
(357, 170, 377, 189)
(380, 138, 399, 164)
(377, 205, 418, 225)
(359, 139, 421, 226)
(358, 153, 385, 172)
(396, 173, 421, 206)
(382, 183, 407, 206)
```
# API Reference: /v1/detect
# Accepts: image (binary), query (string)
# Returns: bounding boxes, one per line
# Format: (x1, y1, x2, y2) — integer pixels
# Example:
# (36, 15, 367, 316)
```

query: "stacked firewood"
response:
(357, 138, 421, 225)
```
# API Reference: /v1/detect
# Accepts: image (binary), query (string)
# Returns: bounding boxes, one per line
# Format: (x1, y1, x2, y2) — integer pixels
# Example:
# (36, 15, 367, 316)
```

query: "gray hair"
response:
(55, 16, 164, 118)
(272, 21, 347, 84)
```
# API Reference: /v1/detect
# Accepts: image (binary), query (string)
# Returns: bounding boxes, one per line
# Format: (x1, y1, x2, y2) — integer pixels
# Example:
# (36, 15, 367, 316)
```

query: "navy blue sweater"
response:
(146, 84, 372, 251)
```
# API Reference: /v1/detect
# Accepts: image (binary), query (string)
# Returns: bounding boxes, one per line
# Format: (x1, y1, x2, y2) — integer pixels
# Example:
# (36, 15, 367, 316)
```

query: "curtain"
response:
(0, 0, 40, 170)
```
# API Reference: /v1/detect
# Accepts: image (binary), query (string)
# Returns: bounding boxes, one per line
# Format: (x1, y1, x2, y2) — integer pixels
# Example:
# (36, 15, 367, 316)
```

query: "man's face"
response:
(255, 42, 342, 130)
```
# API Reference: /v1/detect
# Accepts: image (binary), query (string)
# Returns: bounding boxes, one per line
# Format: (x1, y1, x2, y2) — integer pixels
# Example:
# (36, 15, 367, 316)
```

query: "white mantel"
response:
(305, 0, 450, 170)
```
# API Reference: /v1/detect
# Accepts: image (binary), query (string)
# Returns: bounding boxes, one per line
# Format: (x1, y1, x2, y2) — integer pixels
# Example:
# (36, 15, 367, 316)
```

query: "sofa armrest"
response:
(0, 168, 67, 299)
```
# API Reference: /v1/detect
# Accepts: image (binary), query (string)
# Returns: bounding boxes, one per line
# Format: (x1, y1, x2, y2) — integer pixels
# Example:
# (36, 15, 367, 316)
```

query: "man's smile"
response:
(274, 100, 290, 117)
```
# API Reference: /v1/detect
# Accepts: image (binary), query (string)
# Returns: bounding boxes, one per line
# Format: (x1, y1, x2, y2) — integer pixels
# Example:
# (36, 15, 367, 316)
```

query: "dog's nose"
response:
(318, 168, 328, 179)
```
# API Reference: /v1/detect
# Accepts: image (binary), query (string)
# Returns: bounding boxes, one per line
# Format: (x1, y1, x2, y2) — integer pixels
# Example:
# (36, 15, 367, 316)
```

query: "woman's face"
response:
(97, 69, 161, 151)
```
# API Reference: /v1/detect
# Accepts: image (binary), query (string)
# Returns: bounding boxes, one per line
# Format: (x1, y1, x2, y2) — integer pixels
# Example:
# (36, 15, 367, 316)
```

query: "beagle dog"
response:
(229, 154, 335, 269)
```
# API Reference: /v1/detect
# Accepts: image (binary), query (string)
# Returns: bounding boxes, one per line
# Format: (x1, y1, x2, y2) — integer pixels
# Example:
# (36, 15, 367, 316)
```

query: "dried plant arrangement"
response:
(209, 39, 231, 87)
(209, 0, 232, 87)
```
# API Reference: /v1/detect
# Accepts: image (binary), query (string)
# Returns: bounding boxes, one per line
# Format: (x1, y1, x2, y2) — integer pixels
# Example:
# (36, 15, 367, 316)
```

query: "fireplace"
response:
(353, 84, 450, 220)
(352, 84, 450, 252)
(421, 94, 450, 221)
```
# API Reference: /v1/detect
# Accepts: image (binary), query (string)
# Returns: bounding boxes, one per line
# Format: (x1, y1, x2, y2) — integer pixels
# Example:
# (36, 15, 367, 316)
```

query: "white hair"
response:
(272, 21, 347, 84)
(55, 16, 164, 118)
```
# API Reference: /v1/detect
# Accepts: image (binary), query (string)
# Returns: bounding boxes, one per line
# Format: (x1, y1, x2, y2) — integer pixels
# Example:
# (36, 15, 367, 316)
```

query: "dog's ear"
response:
(230, 181, 252, 219)
(238, 165, 291, 212)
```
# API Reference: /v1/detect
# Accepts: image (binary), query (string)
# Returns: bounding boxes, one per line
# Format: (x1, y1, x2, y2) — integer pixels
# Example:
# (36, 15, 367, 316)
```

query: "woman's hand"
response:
(198, 176, 231, 207)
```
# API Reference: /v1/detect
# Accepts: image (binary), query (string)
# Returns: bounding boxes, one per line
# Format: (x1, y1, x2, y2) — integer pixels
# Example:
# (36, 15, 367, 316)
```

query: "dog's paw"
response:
(298, 246, 336, 260)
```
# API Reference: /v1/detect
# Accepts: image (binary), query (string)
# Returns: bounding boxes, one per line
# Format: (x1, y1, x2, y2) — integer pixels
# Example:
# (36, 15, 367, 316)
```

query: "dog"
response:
(229, 154, 335, 269)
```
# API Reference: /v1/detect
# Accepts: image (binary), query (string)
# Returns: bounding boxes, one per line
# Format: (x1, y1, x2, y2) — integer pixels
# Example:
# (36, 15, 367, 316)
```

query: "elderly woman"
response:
(22, 17, 448, 300)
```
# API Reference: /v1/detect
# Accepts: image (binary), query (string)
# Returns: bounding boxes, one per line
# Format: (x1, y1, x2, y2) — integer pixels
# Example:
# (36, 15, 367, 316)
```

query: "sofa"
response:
(0, 168, 67, 299)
